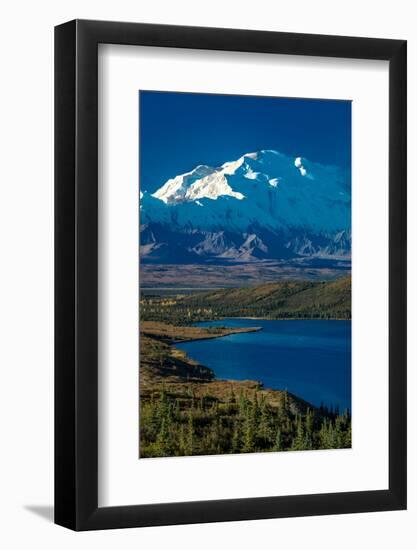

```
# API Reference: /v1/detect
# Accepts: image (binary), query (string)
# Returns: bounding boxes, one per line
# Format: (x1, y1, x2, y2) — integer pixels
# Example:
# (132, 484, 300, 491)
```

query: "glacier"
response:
(140, 149, 351, 264)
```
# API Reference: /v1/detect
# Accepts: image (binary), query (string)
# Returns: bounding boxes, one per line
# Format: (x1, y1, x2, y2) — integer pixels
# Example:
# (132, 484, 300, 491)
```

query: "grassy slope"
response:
(140, 378, 351, 458)
(141, 275, 351, 324)
(140, 334, 214, 385)
(183, 275, 351, 315)
(140, 322, 260, 385)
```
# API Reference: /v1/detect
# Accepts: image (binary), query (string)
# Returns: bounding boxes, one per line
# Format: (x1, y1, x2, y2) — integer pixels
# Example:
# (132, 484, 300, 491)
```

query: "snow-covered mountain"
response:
(140, 150, 351, 264)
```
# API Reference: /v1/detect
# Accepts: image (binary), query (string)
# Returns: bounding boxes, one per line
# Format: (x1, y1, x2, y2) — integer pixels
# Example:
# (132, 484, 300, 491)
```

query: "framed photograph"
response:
(55, 20, 406, 530)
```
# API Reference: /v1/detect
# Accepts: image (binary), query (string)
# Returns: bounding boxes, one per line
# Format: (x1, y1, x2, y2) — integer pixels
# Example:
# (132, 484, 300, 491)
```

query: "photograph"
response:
(139, 91, 352, 458)
(0, 0, 410, 542)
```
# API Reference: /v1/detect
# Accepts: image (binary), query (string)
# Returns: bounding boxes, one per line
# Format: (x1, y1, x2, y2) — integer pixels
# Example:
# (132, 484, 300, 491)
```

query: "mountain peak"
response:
(151, 152, 260, 204)
(150, 150, 284, 205)
(152, 163, 217, 204)
(142, 150, 350, 235)
(140, 150, 351, 263)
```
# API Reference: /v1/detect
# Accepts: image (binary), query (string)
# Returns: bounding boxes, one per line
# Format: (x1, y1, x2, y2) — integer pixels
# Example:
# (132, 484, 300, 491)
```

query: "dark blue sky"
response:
(140, 91, 351, 194)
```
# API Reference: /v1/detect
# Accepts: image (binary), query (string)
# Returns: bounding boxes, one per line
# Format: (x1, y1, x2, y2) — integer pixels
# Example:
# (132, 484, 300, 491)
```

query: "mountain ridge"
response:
(140, 150, 351, 264)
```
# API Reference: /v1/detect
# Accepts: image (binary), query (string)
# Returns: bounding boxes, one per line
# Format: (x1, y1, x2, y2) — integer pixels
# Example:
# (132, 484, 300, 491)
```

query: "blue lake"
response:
(177, 319, 351, 413)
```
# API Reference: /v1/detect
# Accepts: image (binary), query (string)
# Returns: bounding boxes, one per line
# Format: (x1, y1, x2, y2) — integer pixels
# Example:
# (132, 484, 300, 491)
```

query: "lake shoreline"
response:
(178, 318, 352, 412)
(172, 325, 262, 344)
(207, 316, 351, 321)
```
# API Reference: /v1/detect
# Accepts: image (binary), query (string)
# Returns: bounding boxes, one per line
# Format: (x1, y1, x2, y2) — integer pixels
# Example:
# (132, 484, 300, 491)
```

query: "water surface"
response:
(177, 319, 351, 412)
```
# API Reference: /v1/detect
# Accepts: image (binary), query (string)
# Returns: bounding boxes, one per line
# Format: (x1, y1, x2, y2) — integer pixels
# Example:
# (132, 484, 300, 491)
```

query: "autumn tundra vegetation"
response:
(139, 276, 352, 458)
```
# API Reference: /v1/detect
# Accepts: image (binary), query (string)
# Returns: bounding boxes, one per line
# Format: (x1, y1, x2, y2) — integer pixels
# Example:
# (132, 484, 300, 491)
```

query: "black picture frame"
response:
(55, 19, 407, 531)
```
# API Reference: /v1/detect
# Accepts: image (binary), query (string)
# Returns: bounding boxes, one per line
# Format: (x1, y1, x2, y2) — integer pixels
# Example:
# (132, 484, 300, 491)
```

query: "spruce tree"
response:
(258, 397, 273, 444)
(155, 416, 169, 456)
(231, 420, 241, 453)
(242, 396, 259, 453)
(185, 411, 194, 456)
(304, 409, 314, 449)
(273, 428, 282, 452)
(292, 414, 307, 451)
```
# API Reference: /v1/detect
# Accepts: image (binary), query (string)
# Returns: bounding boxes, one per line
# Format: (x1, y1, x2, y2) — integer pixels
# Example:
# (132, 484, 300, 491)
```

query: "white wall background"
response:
(0, 0, 415, 548)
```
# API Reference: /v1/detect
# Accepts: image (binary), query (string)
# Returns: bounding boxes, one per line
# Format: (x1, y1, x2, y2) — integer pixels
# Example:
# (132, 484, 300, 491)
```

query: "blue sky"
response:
(140, 91, 351, 194)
